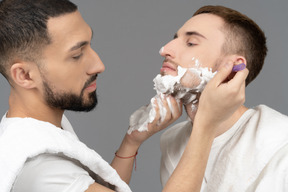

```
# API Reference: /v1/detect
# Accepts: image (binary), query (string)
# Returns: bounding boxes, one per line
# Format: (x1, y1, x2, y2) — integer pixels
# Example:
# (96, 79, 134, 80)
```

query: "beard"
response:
(42, 75, 98, 112)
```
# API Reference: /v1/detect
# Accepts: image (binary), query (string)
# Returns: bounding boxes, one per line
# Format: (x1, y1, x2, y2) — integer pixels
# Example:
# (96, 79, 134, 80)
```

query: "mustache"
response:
(163, 58, 180, 67)
(84, 74, 98, 89)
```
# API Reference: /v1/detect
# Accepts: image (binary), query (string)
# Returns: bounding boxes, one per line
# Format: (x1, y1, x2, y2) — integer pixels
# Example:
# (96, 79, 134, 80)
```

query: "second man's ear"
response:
(216, 55, 247, 72)
(234, 56, 246, 66)
(232, 56, 247, 72)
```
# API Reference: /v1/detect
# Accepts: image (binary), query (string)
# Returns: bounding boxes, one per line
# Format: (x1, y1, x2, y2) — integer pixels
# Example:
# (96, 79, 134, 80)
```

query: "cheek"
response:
(41, 55, 87, 92)
(196, 51, 222, 69)
(180, 49, 214, 69)
(179, 54, 200, 68)
(47, 69, 86, 92)
(181, 55, 207, 69)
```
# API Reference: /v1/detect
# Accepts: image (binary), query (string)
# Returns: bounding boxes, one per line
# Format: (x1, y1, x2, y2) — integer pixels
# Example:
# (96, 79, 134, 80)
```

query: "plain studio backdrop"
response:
(0, 0, 287, 191)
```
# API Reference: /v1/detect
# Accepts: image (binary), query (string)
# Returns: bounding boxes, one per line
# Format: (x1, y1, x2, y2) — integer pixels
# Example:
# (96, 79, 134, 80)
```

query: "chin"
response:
(160, 71, 177, 77)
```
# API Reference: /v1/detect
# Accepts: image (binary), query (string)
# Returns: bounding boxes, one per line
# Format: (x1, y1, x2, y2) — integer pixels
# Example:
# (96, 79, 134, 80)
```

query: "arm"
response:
(87, 93, 183, 192)
(163, 62, 249, 192)
(111, 95, 182, 183)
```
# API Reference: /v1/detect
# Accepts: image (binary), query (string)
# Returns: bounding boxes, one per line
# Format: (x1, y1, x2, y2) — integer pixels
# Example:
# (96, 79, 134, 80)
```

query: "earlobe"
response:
(10, 63, 37, 89)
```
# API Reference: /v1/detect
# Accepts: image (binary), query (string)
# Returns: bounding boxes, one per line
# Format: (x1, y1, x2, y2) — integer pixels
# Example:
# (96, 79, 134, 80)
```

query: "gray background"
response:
(1, 0, 288, 191)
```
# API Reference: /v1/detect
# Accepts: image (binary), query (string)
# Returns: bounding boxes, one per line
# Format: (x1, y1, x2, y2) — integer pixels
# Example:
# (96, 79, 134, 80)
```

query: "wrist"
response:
(124, 132, 145, 147)
(115, 150, 138, 159)
(117, 134, 141, 155)
(192, 117, 218, 140)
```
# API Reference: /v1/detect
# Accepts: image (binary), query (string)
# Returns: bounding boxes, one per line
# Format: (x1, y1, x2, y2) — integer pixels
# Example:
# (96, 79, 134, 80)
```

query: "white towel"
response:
(0, 114, 131, 192)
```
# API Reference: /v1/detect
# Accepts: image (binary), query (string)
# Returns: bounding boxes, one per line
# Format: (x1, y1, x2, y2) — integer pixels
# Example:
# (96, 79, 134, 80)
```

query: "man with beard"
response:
(0, 0, 249, 192)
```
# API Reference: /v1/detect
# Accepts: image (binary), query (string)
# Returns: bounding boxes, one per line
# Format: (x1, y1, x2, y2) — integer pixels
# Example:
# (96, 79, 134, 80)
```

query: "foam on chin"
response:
(127, 65, 216, 134)
(153, 66, 216, 105)
(153, 66, 187, 95)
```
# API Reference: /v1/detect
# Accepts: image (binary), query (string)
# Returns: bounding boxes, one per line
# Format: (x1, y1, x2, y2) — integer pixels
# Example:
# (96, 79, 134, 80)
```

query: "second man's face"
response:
(160, 13, 227, 77)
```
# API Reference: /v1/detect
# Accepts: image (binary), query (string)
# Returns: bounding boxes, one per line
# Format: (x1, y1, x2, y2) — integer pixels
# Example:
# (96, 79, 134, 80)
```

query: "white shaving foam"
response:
(159, 47, 164, 54)
(153, 66, 215, 102)
(128, 93, 171, 134)
(193, 57, 201, 68)
(127, 65, 216, 134)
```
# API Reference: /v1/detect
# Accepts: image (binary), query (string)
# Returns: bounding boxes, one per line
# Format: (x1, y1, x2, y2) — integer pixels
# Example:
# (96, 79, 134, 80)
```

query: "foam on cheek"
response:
(192, 57, 200, 68)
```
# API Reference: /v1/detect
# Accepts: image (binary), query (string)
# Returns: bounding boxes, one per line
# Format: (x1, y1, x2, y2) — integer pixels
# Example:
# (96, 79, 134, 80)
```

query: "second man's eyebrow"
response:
(185, 31, 207, 39)
(69, 41, 89, 52)
(173, 31, 207, 39)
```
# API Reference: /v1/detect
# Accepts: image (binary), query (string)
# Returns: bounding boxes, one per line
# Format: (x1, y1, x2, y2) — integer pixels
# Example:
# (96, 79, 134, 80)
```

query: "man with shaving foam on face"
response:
(154, 5, 288, 192)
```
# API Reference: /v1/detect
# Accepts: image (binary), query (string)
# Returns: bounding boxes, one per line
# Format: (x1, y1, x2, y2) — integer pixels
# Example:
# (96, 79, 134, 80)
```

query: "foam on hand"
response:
(128, 93, 170, 134)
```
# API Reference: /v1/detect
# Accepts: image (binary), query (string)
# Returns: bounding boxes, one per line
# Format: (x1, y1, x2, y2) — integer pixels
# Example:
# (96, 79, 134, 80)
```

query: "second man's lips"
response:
(161, 60, 177, 71)
(160, 60, 178, 75)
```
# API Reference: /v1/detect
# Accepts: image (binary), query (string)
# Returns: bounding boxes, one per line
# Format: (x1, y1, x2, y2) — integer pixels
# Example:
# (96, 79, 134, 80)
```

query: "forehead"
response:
(46, 11, 91, 50)
(177, 13, 225, 41)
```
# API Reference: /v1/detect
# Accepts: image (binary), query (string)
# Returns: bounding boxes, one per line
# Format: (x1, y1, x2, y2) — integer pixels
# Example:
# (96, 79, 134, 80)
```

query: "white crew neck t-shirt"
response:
(160, 105, 288, 191)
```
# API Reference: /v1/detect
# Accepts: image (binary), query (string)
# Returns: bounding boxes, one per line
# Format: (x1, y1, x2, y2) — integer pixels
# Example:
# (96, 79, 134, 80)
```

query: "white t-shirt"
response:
(160, 105, 288, 191)
(12, 154, 95, 192)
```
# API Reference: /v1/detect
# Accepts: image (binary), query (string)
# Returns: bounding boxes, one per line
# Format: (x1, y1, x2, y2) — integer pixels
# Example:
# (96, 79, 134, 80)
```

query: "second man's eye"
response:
(187, 42, 196, 47)
(72, 53, 83, 60)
